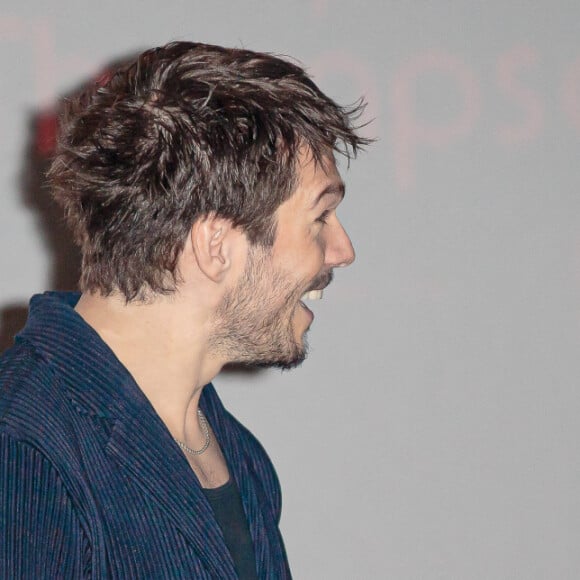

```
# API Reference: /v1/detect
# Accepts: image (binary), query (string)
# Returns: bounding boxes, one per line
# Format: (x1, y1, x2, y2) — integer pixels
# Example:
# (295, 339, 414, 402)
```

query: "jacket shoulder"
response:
(0, 339, 77, 447)
(1, 340, 52, 412)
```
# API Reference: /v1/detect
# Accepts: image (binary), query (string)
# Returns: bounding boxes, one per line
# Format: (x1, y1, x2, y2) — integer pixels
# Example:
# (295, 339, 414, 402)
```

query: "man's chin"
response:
(230, 338, 309, 371)
(257, 351, 307, 371)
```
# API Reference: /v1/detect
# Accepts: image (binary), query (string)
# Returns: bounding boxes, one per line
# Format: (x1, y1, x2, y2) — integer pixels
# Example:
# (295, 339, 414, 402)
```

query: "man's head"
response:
(49, 41, 369, 301)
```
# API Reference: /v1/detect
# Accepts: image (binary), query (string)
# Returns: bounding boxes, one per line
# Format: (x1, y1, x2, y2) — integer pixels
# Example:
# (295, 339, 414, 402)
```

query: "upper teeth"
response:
(302, 290, 323, 301)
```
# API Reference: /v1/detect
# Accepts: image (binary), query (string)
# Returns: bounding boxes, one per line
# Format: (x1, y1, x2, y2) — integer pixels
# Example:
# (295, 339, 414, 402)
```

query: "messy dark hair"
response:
(49, 41, 370, 301)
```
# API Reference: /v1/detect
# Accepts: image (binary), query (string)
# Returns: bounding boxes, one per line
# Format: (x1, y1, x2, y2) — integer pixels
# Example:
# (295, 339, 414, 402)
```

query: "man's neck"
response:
(74, 290, 223, 441)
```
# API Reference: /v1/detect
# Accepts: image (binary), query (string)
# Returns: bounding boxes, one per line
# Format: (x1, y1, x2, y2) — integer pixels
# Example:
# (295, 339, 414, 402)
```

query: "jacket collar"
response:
(19, 292, 239, 577)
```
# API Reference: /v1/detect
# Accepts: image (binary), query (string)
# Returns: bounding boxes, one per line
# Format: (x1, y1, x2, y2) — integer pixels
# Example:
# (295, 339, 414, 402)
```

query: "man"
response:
(0, 42, 368, 578)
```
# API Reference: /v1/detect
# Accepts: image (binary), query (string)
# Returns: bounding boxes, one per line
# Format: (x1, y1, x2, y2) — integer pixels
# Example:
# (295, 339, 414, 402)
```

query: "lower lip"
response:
(299, 301, 314, 322)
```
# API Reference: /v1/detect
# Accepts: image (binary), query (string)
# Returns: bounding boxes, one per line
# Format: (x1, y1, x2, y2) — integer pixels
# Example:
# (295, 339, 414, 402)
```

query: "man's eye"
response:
(316, 210, 330, 224)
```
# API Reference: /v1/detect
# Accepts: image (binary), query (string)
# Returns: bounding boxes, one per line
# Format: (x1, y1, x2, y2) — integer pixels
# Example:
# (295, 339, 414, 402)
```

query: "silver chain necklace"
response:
(174, 408, 211, 456)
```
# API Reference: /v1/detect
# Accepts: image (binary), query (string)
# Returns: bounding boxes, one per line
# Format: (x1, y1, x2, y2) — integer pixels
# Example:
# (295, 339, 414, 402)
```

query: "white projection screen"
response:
(1, 2, 579, 578)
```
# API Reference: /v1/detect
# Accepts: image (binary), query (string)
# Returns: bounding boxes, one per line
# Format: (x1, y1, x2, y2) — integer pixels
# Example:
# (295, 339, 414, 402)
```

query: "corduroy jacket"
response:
(0, 292, 291, 578)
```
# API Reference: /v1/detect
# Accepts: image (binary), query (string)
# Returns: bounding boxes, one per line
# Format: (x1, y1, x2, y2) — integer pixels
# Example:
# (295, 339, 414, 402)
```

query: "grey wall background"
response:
(1, 1, 579, 578)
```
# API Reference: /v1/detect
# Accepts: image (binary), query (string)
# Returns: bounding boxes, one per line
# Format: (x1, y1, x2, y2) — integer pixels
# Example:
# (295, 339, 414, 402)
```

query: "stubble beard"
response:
(210, 247, 309, 370)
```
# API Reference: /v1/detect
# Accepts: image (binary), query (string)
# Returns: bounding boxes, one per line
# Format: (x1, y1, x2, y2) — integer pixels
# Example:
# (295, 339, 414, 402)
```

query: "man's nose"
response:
(326, 221, 355, 268)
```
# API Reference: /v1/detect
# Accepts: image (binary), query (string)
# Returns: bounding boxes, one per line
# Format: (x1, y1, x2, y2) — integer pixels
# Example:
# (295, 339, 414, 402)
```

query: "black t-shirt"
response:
(202, 478, 258, 580)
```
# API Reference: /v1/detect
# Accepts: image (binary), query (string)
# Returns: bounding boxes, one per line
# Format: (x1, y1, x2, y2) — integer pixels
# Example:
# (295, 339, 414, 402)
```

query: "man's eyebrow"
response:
(310, 182, 345, 209)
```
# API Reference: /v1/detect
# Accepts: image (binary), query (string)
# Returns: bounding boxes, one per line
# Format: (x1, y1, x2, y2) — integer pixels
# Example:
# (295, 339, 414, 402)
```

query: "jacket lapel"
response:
(106, 402, 238, 578)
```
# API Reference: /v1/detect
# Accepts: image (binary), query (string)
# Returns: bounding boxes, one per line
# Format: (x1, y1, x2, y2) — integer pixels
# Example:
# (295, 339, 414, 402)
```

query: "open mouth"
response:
(298, 289, 324, 318)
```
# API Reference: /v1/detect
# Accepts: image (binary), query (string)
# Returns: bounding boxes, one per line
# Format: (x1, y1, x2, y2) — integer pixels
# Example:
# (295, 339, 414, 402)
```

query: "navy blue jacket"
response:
(0, 292, 291, 578)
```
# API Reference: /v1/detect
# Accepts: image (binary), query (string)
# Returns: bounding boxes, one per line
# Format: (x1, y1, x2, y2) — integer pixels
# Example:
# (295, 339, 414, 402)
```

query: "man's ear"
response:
(190, 214, 241, 282)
